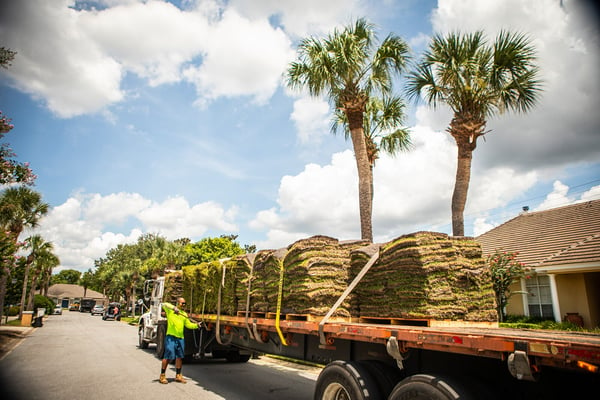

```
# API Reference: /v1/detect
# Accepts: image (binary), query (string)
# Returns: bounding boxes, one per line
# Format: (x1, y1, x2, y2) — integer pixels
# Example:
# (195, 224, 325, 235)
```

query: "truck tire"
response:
(138, 324, 149, 349)
(155, 324, 166, 359)
(314, 360, 381, 400)
(388, 374, 474, 400)
(358, 360, 403, 399)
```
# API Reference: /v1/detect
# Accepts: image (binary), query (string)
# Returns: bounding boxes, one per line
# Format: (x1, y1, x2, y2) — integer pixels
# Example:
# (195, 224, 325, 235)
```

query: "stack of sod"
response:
(281, 236, 368, 317)
(164, 270, 183, 305)
(247, 249, 276, 312)
(348, 243, 381, 317)
(231, 253, 256, 315)
(181, 261, 222, 315)
(354, 232, 497, 321)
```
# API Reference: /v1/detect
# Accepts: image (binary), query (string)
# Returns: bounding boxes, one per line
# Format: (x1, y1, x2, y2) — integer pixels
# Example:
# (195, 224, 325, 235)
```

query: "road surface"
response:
(0, 311, 321, 400)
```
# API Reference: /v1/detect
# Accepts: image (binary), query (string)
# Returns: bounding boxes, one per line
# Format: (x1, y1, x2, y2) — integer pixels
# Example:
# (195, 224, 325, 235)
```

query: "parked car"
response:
(69, 303, 79, 311)
(102, 303, 121, 321)
(52, 305, 62, 315)
(91, 304, 105, 316)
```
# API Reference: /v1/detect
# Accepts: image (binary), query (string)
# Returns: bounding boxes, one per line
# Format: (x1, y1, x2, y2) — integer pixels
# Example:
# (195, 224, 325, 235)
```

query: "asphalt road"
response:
(0, 311, 322, 400)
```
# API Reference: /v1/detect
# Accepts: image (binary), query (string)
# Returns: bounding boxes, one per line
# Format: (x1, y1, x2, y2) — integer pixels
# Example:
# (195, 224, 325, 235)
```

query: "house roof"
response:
(476, 199, 600, 270)
(45, 284, 106, 300)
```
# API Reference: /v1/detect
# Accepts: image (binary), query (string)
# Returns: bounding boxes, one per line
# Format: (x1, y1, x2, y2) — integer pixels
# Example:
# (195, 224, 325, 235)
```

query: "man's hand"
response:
(173, 306, 180, 314)
(197, 321, 205, 329)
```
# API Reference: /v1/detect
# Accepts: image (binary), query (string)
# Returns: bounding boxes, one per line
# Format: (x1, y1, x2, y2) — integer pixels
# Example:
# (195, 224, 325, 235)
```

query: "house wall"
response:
(506, 281, 525, 316)
(584, 272, 600, 329)
(556, 273, 591, 328)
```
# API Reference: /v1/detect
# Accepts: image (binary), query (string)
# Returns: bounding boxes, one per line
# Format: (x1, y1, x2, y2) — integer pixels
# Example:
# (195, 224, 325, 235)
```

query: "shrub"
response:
(33, 295, 55, 315)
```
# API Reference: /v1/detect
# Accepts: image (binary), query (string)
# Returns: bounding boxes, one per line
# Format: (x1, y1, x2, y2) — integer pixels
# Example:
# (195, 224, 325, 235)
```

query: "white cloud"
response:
(534, 181, 600, 212)
(183, 8, 295, 106)
(290, 97, 330, 144)
(79, 0, 209, 86)
(0, 0, 124, 118)
(30, 192, 238, 272)
(229, 0, 365, 37)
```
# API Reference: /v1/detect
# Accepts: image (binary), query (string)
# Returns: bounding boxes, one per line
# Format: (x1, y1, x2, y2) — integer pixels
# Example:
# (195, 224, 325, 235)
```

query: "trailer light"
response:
(577, 361, 599, 373)
(451, 336, 463, 344)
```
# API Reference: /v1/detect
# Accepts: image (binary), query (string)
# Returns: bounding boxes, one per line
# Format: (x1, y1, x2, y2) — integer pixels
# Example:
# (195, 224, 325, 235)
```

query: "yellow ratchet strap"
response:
(275, 260, 288, 346)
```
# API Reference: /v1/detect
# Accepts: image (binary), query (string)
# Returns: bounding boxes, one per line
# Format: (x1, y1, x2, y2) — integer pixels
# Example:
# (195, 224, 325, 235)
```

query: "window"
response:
(526, 275, 554, 319)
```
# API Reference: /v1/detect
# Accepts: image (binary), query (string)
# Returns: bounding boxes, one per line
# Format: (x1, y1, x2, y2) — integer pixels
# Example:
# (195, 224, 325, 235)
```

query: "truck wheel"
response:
(138, 325, 149, 349)
(388, 374, 473, 400)
(358, 360, 403, 399)
(155, 324, 165, 359)
(314, 360, 381, 400)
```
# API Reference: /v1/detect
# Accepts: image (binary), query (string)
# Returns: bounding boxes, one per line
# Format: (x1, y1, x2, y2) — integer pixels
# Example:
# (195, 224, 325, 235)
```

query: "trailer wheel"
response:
(155, 323, 165, 359)
(138, 324, 149, 349)
(314, 360, 381, 400)
(388, 374, 474, 400)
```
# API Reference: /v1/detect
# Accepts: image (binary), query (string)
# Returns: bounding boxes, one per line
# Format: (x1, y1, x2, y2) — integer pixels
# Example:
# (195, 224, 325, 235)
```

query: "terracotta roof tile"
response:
(476, 199, 600, 268)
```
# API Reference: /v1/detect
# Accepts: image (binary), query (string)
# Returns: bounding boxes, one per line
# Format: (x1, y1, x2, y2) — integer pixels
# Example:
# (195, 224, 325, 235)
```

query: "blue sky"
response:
(1, 0, 599, 273)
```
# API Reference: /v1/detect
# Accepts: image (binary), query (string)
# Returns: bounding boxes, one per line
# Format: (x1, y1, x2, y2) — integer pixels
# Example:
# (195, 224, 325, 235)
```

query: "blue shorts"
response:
(163, 335, 185, 360)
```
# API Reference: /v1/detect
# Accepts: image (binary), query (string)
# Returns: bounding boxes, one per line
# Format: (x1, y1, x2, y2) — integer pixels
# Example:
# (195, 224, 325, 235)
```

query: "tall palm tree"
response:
(332, 95, 412, 199)
(287, 18, 410, 242)
(26, 250, 59, 312)
(406, 30, 541, 236)
(19, 235, 53, 318)
(0, 187, 49, 321)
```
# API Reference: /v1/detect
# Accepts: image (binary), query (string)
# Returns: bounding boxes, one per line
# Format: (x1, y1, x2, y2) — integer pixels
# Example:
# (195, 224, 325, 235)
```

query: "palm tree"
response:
(406, 30, 541, 236)
(19, 235, 54, 318)
(287, 18, 410, 242)
(0, 187, 49, 321)
(26, 250, 59, 312)
(332, 95, 412, 200)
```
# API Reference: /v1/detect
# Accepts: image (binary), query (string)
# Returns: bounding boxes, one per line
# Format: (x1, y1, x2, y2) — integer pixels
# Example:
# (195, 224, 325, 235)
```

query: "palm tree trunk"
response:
(451, 144, 472, 237)
(18, 258, 33, 319)
(347, 108, 373, 242)
(26, 272, 40, 311)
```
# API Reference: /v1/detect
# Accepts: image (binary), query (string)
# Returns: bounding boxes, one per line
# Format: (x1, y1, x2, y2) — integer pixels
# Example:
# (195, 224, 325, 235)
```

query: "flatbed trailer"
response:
(186, 312, 600, 399)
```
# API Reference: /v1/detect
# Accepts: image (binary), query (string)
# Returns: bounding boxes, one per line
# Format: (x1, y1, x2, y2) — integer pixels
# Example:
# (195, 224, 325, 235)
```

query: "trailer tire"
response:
(388, 374, 474, 400)
(314, 360, 381, 400)
(138, 324, 149, 349)
(155, 323, 166, 359)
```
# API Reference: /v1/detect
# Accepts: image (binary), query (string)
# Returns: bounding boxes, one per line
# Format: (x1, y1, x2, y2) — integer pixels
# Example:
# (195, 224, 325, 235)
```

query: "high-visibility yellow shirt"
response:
(162, 302, 198, 339)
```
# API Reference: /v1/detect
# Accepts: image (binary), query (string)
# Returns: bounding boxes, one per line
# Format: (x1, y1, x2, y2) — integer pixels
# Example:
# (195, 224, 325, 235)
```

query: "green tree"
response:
(184, 235, 246, 265)
(0, 187, 49, 321)
(19, 235, 53, 318)
(52, 269, 82, 285)
(78, 269, 94, 297)
(287, 18, 410, 241)
(26, 250, 59, 312)
(406, 31, 541, 236)
(488, 250, 531, 322)
(1, 48, 35, 186)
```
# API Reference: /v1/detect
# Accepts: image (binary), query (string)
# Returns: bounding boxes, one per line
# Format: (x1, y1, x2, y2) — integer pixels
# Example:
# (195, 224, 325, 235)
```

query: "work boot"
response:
(159, 374, 168, 384)
(175, 374, 187, 383)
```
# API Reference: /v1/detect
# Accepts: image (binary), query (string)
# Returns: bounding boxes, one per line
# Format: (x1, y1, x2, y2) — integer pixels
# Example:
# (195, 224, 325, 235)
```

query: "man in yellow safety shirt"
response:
(159, 297, 200, 384)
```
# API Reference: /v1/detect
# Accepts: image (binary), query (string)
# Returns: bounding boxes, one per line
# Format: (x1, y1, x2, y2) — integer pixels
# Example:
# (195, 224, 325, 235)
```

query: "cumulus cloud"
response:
(0, 0, 363, 117)
(182, 8, 295, 106)
(29, 192, 238, 272)
(290, 96, 331, 144)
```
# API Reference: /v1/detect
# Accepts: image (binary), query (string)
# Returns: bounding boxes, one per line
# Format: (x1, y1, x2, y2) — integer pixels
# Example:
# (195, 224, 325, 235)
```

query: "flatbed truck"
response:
(139, 275, 600, 399)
